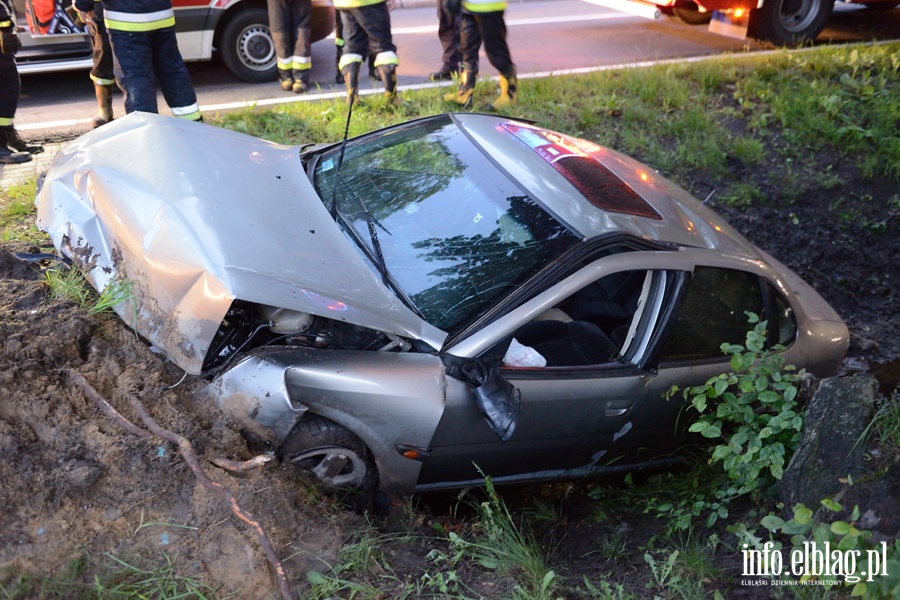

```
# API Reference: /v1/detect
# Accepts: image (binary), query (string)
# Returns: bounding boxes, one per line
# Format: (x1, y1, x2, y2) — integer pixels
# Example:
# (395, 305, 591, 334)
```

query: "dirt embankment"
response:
(0, 244, 363, 597)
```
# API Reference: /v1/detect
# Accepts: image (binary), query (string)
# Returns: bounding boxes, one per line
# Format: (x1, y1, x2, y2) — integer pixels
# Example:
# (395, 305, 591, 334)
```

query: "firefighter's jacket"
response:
(0, 0, 14, 28)
(73, 0, 175, 33)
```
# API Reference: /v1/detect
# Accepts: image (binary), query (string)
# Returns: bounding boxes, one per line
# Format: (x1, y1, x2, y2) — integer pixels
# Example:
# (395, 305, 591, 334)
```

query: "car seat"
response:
(514, 320, 619, 367)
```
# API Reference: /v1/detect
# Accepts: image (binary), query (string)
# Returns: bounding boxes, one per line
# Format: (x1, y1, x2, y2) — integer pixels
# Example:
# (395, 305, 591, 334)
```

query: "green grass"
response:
(0, 550, 220, 599)
(214, 42, 899, 206)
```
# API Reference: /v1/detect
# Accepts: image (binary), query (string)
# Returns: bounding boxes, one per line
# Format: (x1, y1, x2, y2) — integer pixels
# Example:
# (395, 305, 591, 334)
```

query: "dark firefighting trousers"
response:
(0, 52, 18, 124)
(88, 4, 115, 85)
(338, 2, 396, 68)
(110, 27, 199, 118)
(459, 9, 513, 78)
(268, 0, 312, 82)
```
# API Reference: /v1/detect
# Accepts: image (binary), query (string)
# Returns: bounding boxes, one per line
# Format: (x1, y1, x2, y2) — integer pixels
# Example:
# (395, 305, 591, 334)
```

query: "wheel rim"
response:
(289, 446, 368, 489)
(237, 25, 276, 72)
(779, 0, 819, 33)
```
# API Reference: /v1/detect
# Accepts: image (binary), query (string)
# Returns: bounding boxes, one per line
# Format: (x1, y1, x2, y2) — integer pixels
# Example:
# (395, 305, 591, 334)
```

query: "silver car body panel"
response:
(203, 347, 447, 492)
(36, 113, 446, 374)
(453, 114, 760, 257)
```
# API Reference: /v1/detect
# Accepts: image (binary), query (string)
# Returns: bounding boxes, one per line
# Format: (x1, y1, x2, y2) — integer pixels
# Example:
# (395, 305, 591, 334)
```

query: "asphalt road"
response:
(14, 0, 900, 137)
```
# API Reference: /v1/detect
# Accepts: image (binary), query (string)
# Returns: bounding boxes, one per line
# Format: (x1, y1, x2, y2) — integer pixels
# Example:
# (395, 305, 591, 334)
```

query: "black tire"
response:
(749, 0, 834, 46)
(671, 1, 713, 25)
(219, 6, 278, 83)
(281, 416, 377, 493)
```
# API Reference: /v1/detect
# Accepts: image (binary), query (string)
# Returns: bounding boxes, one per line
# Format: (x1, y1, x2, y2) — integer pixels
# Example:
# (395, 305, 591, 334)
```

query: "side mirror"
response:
(460, 360, 521, 442)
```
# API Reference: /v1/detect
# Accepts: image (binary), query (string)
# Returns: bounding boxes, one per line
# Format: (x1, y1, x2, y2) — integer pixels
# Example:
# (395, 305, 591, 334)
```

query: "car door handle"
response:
(604, 399, 632, 417)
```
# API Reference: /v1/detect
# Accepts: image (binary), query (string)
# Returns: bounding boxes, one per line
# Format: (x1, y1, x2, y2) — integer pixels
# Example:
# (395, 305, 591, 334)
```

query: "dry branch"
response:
(66, 369, 294, 600)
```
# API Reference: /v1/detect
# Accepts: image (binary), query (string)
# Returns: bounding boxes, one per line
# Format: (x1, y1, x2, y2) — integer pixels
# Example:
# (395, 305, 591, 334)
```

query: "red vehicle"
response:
(13, 0, 335, 82)
(595, 0, 897, 45)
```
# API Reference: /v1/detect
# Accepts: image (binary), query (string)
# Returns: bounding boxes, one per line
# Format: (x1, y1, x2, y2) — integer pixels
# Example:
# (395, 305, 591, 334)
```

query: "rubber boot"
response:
(488, 72, 517, 111)
(0, 143, 31, 164)
(443, 69, 476, 107)
(1, 125, 43, 154)
(278, 69, 293, 92)
(378, 64, 402, 107)
(341, 61, 361, 106)
(292, 70, 309, 94)
(91, 84, 114, 129)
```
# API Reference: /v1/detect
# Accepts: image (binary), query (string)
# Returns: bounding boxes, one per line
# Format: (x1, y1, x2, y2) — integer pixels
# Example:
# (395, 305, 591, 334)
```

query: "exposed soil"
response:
(0, 149, 896, 597)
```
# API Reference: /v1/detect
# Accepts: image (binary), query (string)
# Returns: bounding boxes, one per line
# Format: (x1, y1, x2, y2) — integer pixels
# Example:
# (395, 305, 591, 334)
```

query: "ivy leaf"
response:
(830, 521, 852, 535)
(821, 498, 842, 512)
(761, 515, 785, 531)
(793, 504, 813, 525)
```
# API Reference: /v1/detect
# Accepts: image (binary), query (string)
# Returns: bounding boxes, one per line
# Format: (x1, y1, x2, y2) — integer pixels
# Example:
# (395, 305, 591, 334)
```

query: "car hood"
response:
(36, 113, 442, 374)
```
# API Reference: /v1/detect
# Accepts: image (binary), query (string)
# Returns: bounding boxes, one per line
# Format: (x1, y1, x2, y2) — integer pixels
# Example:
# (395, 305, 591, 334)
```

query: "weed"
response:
(447, 472, 559, 600)
(44, 266, 133, 316)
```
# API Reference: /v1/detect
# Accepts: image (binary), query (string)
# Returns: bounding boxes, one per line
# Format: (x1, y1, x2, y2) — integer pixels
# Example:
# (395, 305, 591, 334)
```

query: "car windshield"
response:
(313, 115, 579, 333)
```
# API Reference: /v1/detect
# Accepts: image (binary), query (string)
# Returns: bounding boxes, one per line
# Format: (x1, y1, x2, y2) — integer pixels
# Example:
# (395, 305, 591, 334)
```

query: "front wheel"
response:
(281, 416, 377, 494)
(749, 0, 834, 46)
(219, 6, 278, 83)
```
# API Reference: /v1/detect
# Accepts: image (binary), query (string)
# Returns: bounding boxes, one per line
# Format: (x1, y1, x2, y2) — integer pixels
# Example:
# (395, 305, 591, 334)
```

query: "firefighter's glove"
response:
(0, 26, 19, 56)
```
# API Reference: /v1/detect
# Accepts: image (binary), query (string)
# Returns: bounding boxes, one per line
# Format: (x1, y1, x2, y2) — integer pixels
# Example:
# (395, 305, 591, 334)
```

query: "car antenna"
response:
(329, 94, 355, 220)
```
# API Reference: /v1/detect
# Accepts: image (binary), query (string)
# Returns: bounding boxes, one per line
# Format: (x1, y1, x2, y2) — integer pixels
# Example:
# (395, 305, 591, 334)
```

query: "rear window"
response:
(501, 123, 662, 220)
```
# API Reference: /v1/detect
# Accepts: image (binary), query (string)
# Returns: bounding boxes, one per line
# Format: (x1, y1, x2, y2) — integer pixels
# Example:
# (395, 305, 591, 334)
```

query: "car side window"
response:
(659, 267, 764, 362)
(503, 270, 651, 368)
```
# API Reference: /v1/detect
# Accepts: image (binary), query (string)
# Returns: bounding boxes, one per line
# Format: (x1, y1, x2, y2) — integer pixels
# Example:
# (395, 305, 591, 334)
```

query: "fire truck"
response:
(12, 0, 335, 82)
(589, 0, 897, 45)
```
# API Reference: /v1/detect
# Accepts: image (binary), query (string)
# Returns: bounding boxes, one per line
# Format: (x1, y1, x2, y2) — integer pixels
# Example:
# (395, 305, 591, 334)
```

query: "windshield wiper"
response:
(356, 196, 390, 287)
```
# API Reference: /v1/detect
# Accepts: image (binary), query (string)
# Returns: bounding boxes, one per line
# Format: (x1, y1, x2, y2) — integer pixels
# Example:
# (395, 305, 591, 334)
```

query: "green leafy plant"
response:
(653, 315, 806, 532)
(673, 313, 805, 495)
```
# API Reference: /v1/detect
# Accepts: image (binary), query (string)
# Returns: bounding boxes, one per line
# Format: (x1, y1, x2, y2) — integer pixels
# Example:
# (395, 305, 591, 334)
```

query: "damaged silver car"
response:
(36, 112, 849, 494)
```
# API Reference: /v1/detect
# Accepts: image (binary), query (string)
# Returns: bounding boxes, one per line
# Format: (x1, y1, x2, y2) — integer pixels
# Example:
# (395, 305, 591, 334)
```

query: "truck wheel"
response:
(281, 416, 377, 493)
(219, 6, 278, 83)
(671, 1, 712, 25)
(749, 0, 834, 46)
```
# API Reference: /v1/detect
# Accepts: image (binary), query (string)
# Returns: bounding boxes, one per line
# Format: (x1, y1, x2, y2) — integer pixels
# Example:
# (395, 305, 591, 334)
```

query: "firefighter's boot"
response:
(488, 72, 517, 111)
(0, 144, 31, 164)
(341, 61, 361, 106)
(292, 70, 309, 94)
(278, 69, 294, 92)
(443, 69, 476, 107)
(91, 84, 114, 129)
(0, 125, 43, 155)
(378, 64, 402, 107)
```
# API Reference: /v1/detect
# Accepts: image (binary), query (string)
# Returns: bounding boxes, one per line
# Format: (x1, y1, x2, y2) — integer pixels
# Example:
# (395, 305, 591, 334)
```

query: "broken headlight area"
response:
(201, 300, 414, 374)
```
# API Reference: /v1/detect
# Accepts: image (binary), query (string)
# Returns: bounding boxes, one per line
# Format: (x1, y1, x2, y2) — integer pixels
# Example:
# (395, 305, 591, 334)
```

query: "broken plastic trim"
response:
(456, 358, 521, 442)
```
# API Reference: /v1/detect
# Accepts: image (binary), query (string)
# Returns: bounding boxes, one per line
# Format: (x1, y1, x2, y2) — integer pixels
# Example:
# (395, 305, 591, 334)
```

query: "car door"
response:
(417, 260, 689, 489)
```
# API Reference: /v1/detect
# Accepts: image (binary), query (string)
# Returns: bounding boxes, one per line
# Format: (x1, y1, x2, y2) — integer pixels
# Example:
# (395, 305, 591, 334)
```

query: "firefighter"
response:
(332, 0, 400, 106)
(333, 10, 376, 85)
(268, 0, 312, 93)
(429, 0, 460, 81)
(1, 0, 44, 164)
(73, 0, 202, 121)
(443, 0, 517, 111)
(85, 1, 117, 127)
